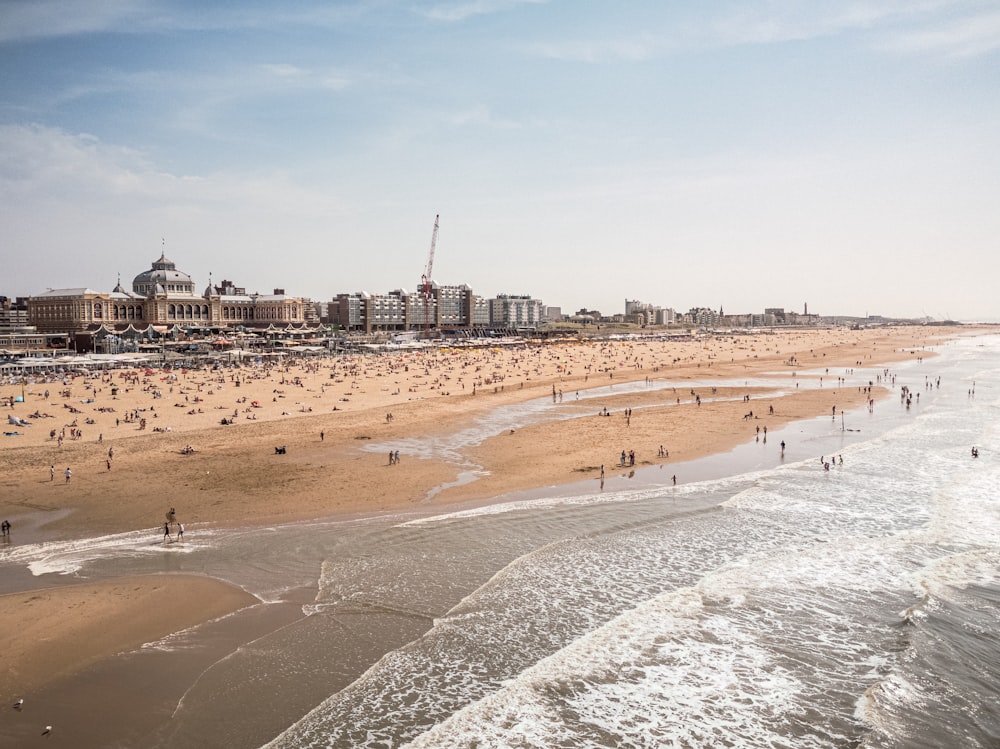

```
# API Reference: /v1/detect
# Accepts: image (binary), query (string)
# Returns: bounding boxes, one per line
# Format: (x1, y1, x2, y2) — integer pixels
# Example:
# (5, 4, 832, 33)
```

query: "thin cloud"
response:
(707, 1, 908, 46)
(523, 1, 974, 62)
(447, 105, 524, 129)
(0, 0, 372, 43)
(422, 0, 547, 23)
(260, 63, 308, 78)
(259, 63, 354, 91)
(0, 123, 180, 198)
(881, 8, 1000, 58)
(528, 33, 663, 63)
(0, 0, 157, 42)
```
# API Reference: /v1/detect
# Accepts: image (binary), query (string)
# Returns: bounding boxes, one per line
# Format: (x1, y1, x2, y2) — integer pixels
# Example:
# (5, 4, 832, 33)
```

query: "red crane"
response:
(420, 214, 439, 332)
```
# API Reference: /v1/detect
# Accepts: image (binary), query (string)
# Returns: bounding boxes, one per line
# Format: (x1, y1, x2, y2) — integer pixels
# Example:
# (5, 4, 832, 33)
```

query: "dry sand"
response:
(0, 325, 972, 706)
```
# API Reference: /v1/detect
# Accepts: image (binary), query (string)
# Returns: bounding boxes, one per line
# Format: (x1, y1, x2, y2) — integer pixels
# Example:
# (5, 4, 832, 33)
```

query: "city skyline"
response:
(2, 1, 999, 321)
(5, 248, 942, 325)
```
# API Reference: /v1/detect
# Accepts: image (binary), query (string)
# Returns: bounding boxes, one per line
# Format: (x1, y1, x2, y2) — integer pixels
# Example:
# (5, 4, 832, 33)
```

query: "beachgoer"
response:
(394, 449, 400, 464)
(178, 523, 184, 540)
(65, 467, 72, 483)
(163, 522, 170, 541)
(49, 464, 54, 481)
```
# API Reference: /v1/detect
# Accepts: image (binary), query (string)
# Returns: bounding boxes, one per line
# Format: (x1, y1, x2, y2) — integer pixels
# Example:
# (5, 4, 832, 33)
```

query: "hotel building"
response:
(26, 253, 308, 349)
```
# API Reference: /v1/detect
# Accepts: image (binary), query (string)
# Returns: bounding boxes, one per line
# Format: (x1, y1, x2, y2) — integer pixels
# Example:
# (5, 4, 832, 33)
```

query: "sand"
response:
(0, 575, 256, 704)
(0, 325, 976, 714)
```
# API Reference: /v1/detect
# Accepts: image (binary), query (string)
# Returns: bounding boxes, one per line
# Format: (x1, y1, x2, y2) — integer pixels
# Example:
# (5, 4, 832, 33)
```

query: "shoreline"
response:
(0, 574, 258, 704)
(0, 326, 983, 743)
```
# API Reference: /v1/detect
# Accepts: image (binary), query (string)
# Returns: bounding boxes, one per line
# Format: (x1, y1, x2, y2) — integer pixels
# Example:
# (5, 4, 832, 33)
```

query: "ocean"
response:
(3, 333, 998, 748)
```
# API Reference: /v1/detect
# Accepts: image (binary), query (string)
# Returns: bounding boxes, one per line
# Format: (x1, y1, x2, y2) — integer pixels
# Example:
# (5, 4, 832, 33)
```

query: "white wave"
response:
(1, 525, 212, 576)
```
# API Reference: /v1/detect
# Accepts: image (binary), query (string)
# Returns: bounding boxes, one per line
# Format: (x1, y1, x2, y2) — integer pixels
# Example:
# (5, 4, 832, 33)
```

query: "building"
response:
(625, 299, 676, 326)
(0, 296, 29, 330)
(328, 290, 409, 334)
(328, 284, 485, 334)
(0, 295, 63, 354)
(327, 285, 548, 335)
(27, 252, 308, 348)
(686, 307, 721, 327)
(488, 294, 545, 328)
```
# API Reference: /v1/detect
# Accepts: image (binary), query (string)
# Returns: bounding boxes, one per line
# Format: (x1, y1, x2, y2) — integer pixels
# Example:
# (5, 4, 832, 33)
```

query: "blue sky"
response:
(2, 0, 998, 320)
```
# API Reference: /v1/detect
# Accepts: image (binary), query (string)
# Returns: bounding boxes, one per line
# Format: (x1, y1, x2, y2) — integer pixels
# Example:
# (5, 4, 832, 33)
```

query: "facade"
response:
(488, 294, 545, 328)
(27, 253, 306, 336)
(0, 296, 29, 330)
(328, 284, 480, 334)
(625, 299, 675, 326)
(329, 291, 409, 334)
(471, 296, 490, 327)
(327, 285, 545, 335)
(687, 307, 721, 327)
(433, 284, 474, 329)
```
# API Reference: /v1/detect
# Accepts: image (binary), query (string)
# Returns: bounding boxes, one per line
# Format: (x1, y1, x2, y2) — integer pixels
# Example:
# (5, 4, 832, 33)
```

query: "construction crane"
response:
(420, 214, 439, 333)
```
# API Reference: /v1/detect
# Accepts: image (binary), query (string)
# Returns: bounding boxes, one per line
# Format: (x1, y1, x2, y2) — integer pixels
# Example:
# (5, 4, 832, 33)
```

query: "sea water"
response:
(3, 334, 998, 748)
(265, 334, 1000, 748)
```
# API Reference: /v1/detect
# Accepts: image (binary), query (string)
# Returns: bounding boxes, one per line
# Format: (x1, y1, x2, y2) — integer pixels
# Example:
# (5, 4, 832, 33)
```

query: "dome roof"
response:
(133, 252, 196, 296)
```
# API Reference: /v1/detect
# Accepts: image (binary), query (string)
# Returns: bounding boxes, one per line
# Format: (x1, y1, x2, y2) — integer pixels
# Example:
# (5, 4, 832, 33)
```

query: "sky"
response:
(1, 0, 999, 321)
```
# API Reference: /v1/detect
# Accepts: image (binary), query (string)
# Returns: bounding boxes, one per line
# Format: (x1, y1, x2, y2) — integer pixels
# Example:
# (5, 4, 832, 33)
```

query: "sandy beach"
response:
(0, 325, 976, 744)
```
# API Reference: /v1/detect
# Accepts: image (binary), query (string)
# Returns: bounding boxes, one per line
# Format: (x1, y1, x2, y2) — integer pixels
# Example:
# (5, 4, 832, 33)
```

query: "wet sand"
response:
(0, 575, 257, 700)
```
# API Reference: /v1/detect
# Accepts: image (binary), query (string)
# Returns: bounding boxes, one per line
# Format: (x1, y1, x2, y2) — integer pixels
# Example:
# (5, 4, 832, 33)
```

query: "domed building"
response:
(27, 249, 309, 348)
(132, 252, 196, 296)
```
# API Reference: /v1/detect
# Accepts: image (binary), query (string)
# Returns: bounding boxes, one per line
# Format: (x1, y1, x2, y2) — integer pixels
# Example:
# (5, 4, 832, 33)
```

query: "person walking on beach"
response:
(394, 450, 400, 465)
(1, 519, 9, 537)
(64, 467, 72, 483)
(49, 464, 54, 481)
(178, 523, 184, 540)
